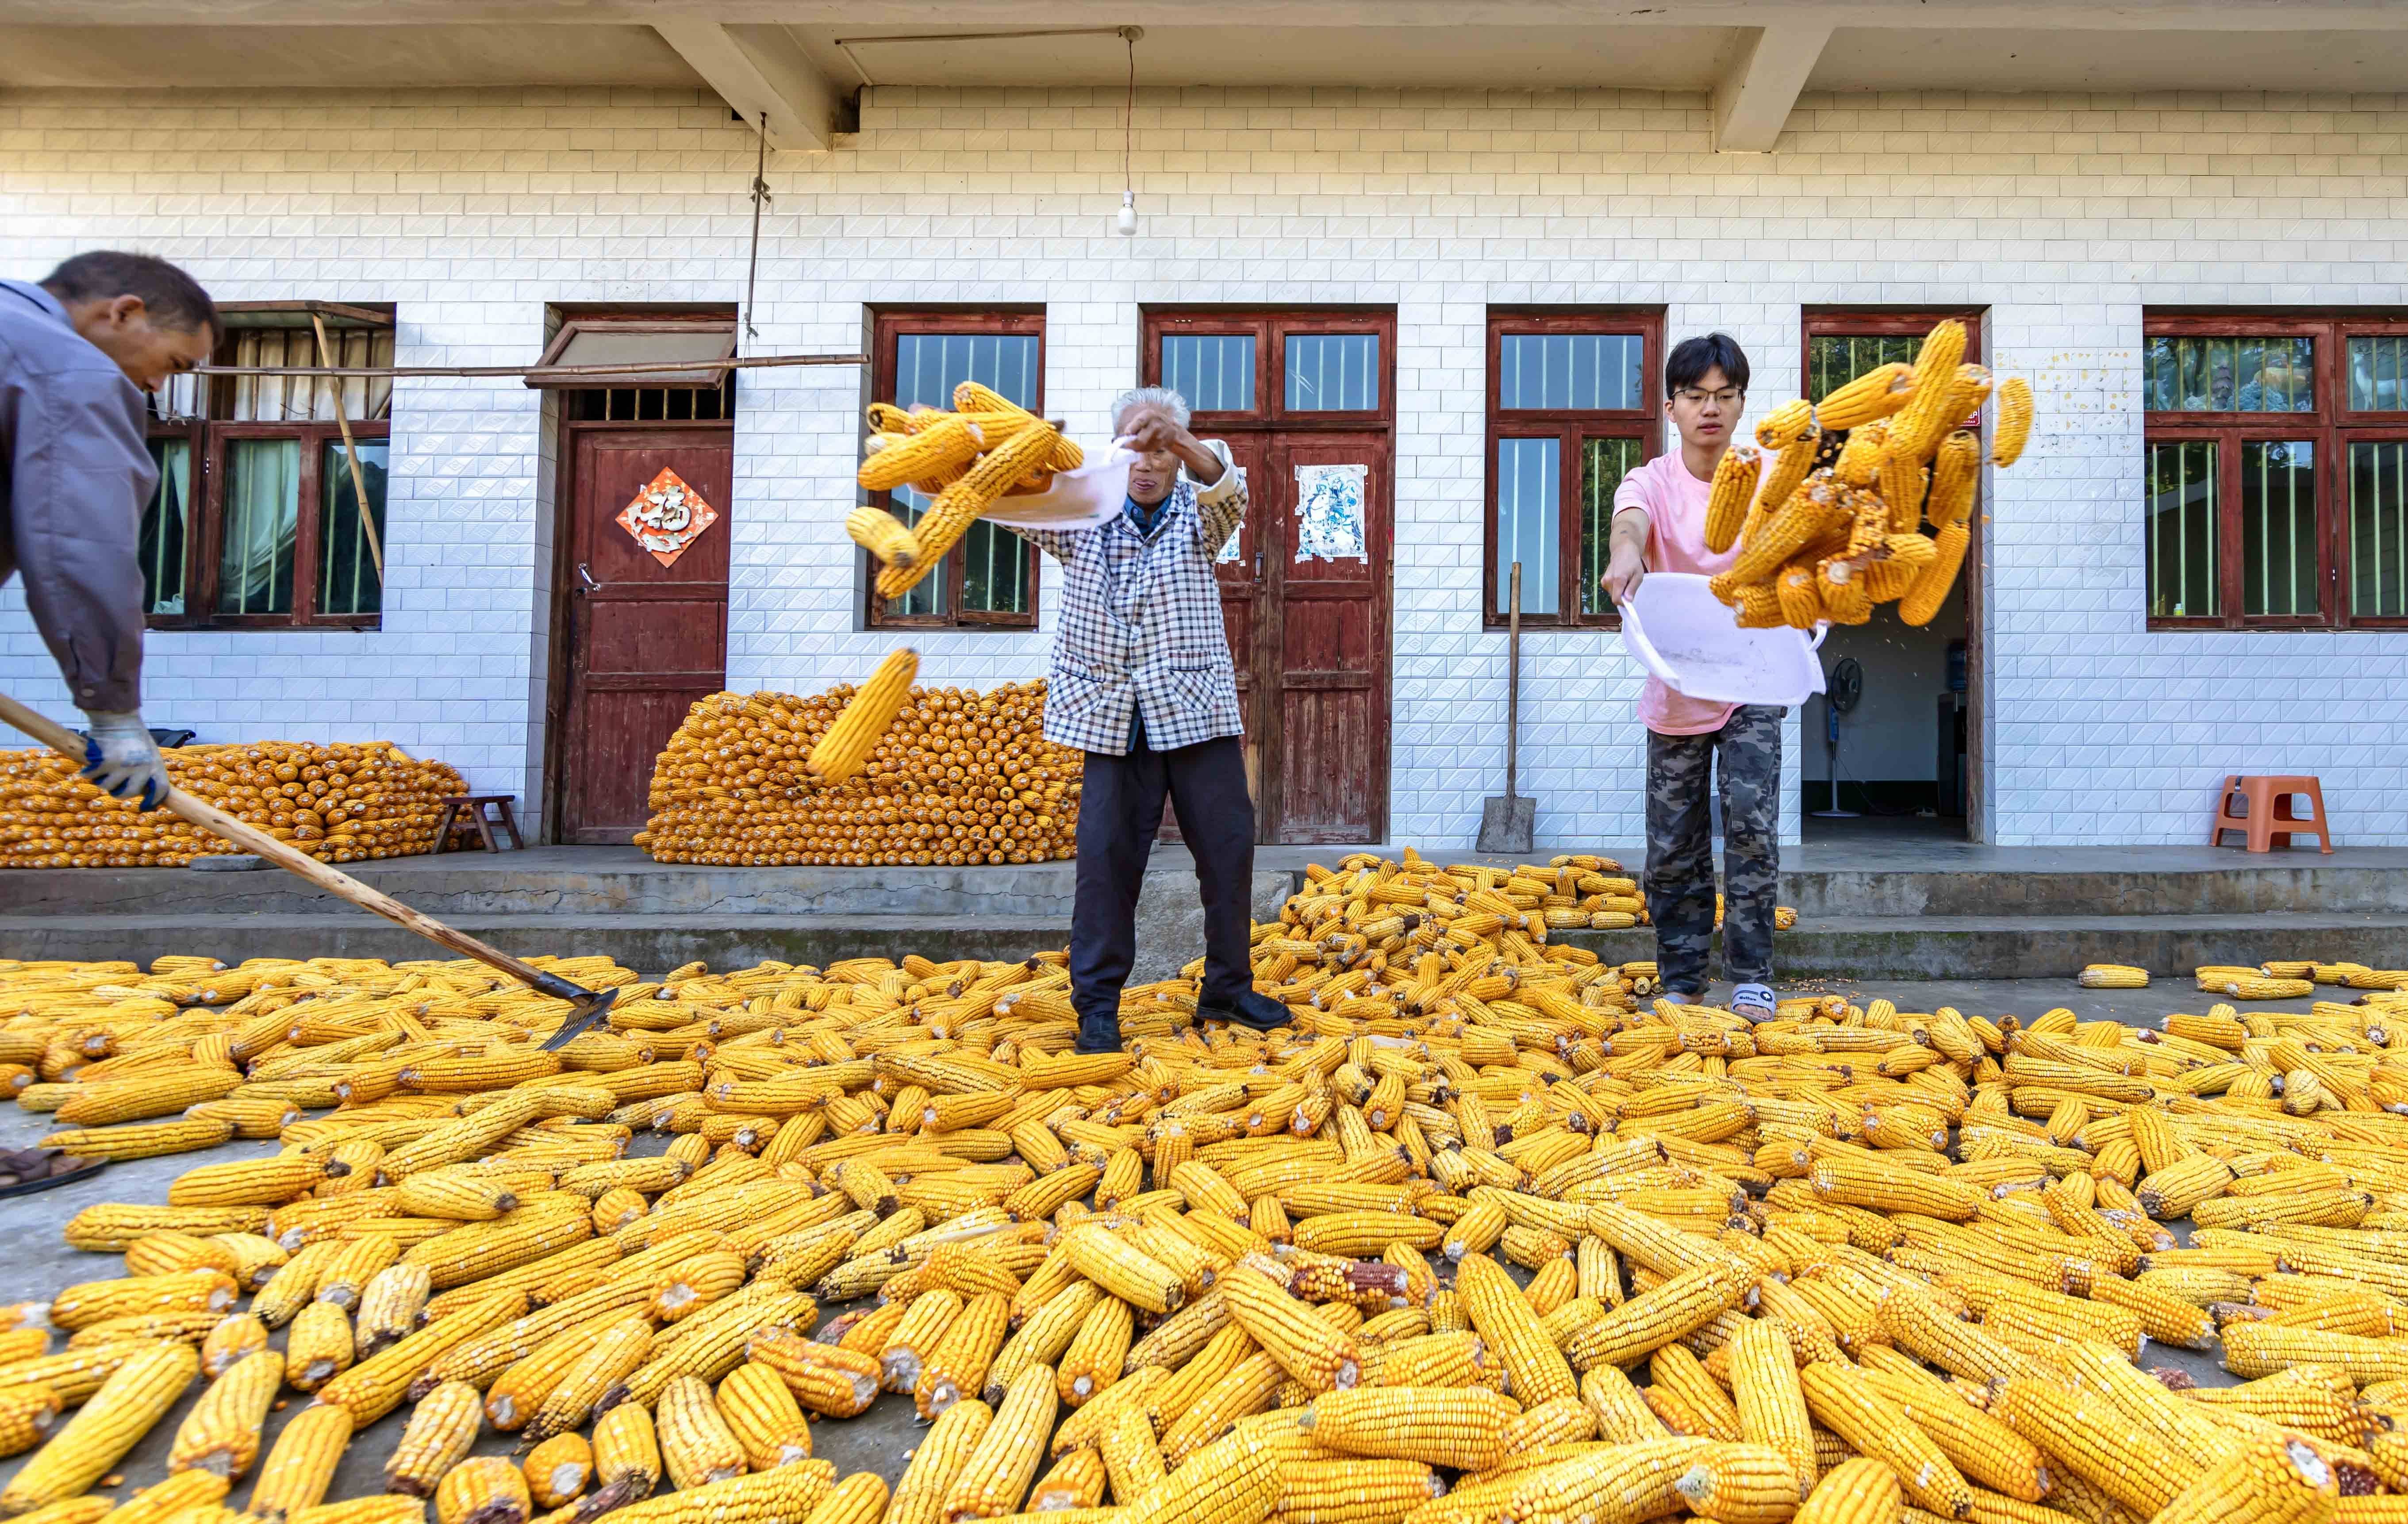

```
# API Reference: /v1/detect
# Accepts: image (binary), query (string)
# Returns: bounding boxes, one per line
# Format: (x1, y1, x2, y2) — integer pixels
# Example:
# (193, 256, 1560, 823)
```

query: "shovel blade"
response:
(1475, 794, 1536, 856)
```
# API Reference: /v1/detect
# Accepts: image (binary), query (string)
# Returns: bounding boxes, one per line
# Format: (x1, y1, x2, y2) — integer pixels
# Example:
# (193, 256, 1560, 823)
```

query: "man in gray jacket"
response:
(2, 252, 219, 809)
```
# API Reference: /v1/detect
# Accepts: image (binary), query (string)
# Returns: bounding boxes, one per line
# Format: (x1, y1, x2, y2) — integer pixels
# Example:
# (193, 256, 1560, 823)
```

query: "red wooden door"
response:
(555, 427, 732, 843)
(1145, 309, 1395, 844)
(1266, 433, 1391, 843)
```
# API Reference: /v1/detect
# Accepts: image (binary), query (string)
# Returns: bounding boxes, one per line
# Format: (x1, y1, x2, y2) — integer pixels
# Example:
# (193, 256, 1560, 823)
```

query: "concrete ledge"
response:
(13, 909, 2408, 981)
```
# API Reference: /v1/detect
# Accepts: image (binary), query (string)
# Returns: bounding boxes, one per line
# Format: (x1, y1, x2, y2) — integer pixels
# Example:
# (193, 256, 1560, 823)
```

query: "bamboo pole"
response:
(311, 312, 386, 581)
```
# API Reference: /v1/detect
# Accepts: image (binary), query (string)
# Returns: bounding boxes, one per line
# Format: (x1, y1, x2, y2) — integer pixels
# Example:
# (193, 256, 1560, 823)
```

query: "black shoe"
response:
(1073, 1039, 1121, 1055)
(1199, 989, 1293, 1032)
(1074, 1017, 1122, 1055)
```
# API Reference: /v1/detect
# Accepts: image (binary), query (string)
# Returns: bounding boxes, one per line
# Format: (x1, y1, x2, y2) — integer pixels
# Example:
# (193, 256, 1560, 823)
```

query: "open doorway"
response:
(1797, 310, 1982, 842)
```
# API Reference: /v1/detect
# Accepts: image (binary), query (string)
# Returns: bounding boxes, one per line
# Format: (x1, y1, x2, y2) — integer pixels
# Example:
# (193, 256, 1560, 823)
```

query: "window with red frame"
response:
(2144, 315, 2408, 629)
(1483, 312, 1661, 627)
(865, 311, 1044, 629)
(141, 304, 394, 629)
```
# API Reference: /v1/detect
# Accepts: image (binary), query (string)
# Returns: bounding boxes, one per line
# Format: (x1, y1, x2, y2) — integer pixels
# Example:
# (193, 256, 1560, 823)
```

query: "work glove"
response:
(79, 710, 169, 811)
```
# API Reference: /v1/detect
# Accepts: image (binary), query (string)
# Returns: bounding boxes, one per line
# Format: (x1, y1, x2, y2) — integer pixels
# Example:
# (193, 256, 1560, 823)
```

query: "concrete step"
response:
(12, 909, 2407, 983)
(5, 845, 2401, 920)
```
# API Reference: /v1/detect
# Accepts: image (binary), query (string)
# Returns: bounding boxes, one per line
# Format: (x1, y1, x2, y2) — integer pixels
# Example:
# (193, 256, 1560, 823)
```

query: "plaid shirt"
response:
(1009, 440, 1248, 756)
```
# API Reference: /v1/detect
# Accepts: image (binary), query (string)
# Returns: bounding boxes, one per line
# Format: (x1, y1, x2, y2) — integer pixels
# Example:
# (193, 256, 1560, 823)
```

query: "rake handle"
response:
(0, 691, 588, 1001)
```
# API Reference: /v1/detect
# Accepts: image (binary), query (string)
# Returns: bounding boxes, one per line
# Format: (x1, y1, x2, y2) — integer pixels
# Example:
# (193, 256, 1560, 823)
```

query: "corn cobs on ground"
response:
(1713, 320, 2032, 632)
(635, 681, 1081, 867)
(0, 743, 463, 870)
(9, 856, 2408, 1523)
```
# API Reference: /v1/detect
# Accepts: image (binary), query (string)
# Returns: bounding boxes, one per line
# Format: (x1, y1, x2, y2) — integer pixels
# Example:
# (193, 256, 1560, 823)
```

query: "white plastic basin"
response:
(1618, 572, 1828, 708)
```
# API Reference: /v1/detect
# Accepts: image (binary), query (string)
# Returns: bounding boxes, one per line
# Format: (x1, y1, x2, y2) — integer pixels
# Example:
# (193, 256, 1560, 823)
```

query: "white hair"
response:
(1111, 385, 1191, 433)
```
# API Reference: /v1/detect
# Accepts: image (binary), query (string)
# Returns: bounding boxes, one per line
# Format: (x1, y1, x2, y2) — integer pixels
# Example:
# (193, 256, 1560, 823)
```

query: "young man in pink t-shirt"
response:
(1599, 334, 1781, 1022)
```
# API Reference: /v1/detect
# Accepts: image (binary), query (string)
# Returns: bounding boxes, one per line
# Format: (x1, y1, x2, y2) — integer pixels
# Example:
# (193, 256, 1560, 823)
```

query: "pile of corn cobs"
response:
(0, 852, 2402, 1524)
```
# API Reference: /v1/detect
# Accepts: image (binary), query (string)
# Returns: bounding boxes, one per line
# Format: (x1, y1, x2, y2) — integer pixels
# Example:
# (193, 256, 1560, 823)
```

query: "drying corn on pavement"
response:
(3, 855, 2408, 1524)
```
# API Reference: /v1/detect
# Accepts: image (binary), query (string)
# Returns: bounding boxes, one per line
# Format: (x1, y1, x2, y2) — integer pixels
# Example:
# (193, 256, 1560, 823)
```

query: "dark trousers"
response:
(1644, 704, 1783, 995)
(1072, 733, 1255, 1047)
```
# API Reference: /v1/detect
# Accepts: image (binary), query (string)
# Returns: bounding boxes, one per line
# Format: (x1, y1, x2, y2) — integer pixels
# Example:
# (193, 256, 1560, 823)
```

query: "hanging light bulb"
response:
(1112, 27, 1142, 238)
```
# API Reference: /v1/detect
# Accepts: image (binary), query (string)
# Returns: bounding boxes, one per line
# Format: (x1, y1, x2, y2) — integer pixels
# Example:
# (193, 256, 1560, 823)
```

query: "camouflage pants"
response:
(1644, 705, 1783, 994)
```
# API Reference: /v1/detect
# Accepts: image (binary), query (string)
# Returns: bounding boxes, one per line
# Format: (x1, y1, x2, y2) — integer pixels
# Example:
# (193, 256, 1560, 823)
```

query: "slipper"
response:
(1730, 983, 1778, 1024)
(0, 1152, 106, 1198)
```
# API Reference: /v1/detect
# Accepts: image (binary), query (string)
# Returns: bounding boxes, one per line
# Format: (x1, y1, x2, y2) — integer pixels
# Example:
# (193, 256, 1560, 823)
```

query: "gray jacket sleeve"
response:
(0, 347, 154, 713)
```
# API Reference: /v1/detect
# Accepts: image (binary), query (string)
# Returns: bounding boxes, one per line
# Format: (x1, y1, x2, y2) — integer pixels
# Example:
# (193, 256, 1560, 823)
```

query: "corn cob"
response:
(844, 507, 922, 570)
(940, 1364, 1056, 1521)
(521, 1315, 652, 1443)
(1298, 1386, 1515, 1471)
(1795, 1457, 1902, 1524)
(858, 415, 986, 493)
(384, 1381, 482, 1497)
(1059, 1226, 1183, 1314)
(50, 1270, 237, 1331)
(1815, 362, 1915, 432)
(806, 649, 920, 784)
(198, 1313, 267, 1378)
(1051, 1291, 1128, 1407)
(123, 1231, 241, 1279)
(888, 1397, 992, 1524)
(745, 1329, 880, 1418)
(658, 1374, 747, 1490)
(1703, 446, 1763, 555)
(1724, 1318, 1814, 1496)
(1990, 376, 2034, 467)
(1799, 1358, 1973, 1518)
(0, 1340, 198, 1514)
(1925, 430, 1981, 531)
(716, 1362, 814, 1469)
(286, 1301, 354, 1393)
(0, 1385, 58, 1459)
(524, 1434, 592, 1510)
(44, 1117, 235, 1159)
(93, 1469, 229, 1524)
(1454, 1252, 1574, 1405)
(1989, 1378, 2202, 1516)
(353, 1264, 430, 1358)
(590, 1401, 660, 1504)
(1026, 1449, 1106, 1512)
(169, 1347, 283, 1478)
(246, 1401, 355, 1524)
(1889, 321, 1971, 462)
(433, 1458, 529, 1524)
(800, 1473, 887, 1524)
(917, 1291, 1010, 1419)
(1900, 520, 1969, 628)
(1220, 1266, 1362, 1393)
(288, 1499, 422, 1524)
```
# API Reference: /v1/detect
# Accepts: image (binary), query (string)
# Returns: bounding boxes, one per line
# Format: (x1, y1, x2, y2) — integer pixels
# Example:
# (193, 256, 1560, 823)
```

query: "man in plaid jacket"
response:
(1011, 387, 1292, 1052)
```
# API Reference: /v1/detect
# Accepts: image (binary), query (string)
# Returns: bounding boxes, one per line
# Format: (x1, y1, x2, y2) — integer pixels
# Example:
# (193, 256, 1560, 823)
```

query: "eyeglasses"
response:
(1673, 388, 1745, 407)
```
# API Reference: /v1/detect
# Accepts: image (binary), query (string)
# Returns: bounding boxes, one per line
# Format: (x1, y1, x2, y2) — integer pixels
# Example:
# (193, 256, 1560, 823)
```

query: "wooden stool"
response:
(2210, 775, 2334, 853)
(434, 795, 525, 853)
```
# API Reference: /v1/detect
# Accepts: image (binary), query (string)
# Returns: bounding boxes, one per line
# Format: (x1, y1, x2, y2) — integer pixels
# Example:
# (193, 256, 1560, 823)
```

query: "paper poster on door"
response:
(1293, 462, 1368, 562)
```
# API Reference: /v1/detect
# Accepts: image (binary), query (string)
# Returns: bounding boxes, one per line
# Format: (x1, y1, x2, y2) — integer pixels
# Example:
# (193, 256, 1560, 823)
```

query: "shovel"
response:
(0, 692, 617, 1048)
(1476, 561, 1537, 856)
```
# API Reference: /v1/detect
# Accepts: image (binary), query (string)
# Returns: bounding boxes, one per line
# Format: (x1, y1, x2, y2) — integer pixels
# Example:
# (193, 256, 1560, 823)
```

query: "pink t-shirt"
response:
(1614, 449, 1740, 736)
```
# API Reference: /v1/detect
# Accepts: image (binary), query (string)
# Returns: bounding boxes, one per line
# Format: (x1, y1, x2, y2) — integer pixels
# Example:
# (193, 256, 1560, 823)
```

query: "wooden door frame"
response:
(1141, 306, 1398, 843)
(1800, 307, 1990, 838)
(542, 412, 734, 845)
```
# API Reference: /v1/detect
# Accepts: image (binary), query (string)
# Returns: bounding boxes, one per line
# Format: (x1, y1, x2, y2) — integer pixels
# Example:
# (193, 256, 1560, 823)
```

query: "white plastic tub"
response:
(1618, 572, 1828, 708)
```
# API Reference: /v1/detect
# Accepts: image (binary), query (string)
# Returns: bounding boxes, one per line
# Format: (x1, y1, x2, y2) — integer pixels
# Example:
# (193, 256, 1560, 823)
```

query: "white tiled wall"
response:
(5, 83, 2406, 845)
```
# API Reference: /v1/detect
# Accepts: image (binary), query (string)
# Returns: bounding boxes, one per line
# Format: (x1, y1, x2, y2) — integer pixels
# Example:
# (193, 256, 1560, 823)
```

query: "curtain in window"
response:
(221, 438, 300, 615)
(140, 439, 189, 614)
(230, 329, 393, 422)
(319, 440, 386, 616)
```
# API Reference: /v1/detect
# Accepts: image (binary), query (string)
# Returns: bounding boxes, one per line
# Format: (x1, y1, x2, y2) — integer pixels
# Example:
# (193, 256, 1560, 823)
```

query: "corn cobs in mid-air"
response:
(1708, 322, 2036, 631)
(851, 382, 1081, 602)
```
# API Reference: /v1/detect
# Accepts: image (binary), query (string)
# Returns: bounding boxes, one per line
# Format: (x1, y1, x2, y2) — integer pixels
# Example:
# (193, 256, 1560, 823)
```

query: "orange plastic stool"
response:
(2210, 775, 2334, 853)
